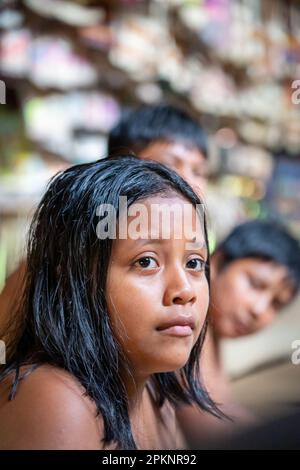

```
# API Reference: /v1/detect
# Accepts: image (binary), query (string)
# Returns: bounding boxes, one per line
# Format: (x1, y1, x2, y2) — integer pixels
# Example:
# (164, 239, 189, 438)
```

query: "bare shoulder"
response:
(0, 365, 105, 449)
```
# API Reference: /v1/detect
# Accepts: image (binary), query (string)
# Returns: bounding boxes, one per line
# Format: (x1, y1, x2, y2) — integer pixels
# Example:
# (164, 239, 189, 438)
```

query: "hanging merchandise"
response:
(109, 14, 178, 82)
(25, 0, 105, 27)
(0, 7, 24, 30)
(29, 36, 98, 89)
(23, 92, 120, 161)
(0, 28, 31, 77)
(0, 32, 98, 88)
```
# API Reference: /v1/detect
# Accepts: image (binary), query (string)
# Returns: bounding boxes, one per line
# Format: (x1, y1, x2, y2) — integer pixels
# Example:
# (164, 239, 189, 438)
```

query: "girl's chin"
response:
(151, 357, 192, 374)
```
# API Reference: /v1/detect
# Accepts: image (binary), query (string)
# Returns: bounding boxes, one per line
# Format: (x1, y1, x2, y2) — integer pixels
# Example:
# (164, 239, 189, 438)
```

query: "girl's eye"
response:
(135, 257, 158, 269)
(186, 258, 206, 272)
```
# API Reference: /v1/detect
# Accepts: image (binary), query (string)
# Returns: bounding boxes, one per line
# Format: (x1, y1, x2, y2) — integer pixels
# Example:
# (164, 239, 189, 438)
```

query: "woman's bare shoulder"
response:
(0, 365, 105, 449)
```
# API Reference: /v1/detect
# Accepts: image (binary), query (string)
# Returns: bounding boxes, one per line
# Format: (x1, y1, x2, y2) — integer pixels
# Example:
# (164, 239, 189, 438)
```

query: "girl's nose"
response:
(163, 267, 196, 306)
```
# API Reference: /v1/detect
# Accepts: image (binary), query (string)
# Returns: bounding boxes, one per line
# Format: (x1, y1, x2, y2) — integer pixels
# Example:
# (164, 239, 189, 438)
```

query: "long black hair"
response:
(0, 156, 220, 449)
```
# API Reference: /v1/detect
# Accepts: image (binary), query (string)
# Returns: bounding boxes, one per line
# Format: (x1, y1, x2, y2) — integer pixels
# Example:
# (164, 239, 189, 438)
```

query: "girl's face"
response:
(106, 195, 209, 377)
(210, 257, 295, 338)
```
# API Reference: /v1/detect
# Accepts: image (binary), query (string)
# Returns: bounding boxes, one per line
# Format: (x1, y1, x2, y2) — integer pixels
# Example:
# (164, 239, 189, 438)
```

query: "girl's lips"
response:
(156, 315, 195, 337)
(157, 325, 193, 337)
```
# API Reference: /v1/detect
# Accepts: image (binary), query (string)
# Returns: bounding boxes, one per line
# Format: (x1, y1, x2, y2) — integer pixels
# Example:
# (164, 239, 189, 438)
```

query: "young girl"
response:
(0, 156, 219, 450)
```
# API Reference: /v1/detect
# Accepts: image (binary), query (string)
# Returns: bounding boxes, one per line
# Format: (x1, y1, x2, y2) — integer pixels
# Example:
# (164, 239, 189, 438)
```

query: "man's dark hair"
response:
(108, 104, 208, 157)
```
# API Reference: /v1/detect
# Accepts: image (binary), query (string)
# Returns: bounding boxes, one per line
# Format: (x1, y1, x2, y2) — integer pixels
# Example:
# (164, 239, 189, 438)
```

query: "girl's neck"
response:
(124, 372, 152, 449)
(122, 370, 148, 412)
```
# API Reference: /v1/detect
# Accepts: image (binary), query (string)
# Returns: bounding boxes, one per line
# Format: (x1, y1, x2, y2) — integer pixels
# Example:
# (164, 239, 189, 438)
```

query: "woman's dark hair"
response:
(217, 220, 300, 292)
(0, 156, 219, 449)
(108, 104, 208, 158)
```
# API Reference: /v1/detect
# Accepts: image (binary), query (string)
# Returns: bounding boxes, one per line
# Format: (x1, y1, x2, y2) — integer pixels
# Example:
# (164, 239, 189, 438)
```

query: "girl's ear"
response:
(210, 250, 226, 280)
